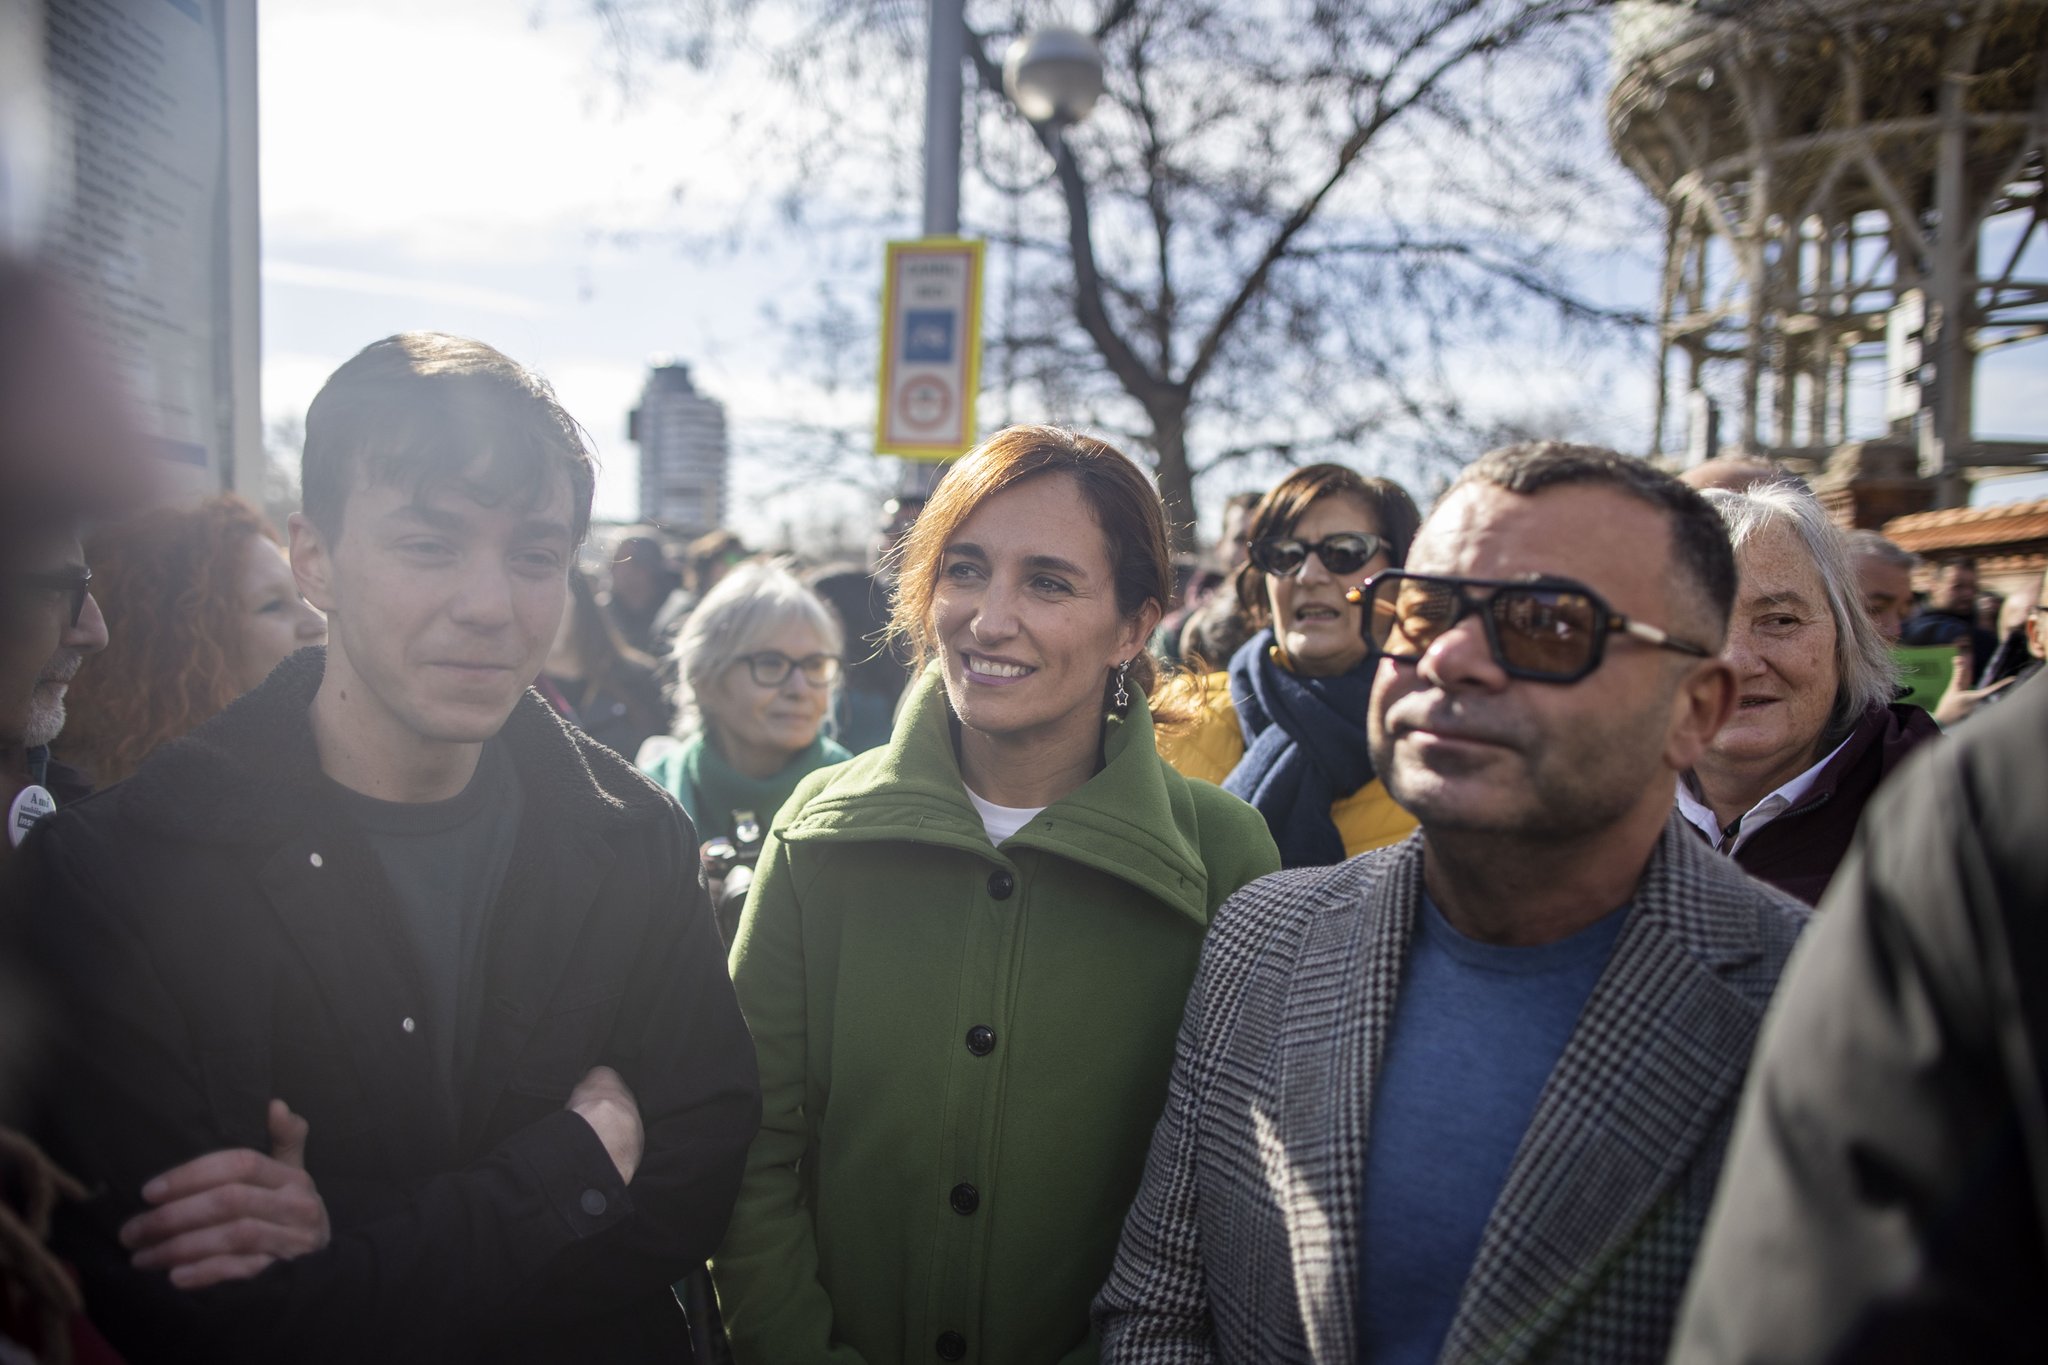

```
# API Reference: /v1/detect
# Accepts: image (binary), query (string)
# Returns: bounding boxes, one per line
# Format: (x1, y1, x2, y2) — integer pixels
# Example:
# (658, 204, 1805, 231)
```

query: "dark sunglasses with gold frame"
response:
(1348, 570, 1713, 684)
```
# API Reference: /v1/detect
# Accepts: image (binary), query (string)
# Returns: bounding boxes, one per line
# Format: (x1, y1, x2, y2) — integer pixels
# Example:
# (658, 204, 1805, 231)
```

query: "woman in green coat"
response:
(711, 426, 1280, 1365)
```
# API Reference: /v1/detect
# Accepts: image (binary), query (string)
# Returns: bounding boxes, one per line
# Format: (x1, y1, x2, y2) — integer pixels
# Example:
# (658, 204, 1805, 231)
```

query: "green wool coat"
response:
(711, 664, 1280, 1365)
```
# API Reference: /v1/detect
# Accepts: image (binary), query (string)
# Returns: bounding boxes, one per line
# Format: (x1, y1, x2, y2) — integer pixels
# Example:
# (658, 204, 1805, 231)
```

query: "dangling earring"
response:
(1113, 659, 1131, 711)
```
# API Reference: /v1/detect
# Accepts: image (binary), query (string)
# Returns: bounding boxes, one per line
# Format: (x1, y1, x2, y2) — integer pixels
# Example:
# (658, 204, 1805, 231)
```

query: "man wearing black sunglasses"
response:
(1100, 444, 1810, 1365)
(2, 526, 108, 847)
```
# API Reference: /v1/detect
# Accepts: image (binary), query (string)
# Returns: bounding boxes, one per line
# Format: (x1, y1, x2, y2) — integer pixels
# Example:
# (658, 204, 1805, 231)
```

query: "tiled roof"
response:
(1884, 499, 2048, 553)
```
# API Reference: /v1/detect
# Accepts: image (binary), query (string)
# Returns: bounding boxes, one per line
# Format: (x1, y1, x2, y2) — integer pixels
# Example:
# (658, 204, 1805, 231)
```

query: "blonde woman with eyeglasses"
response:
(640, 558, 851, 927)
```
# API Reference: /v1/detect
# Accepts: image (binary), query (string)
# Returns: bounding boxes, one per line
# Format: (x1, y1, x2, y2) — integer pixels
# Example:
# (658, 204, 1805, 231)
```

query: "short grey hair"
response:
(1843, 528, 1917, 572)
(669, 557, 842, 739)
(1702, 485, 1897, 742)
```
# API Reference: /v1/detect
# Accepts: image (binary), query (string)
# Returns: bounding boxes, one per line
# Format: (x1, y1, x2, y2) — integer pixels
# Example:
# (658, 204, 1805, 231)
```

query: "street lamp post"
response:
(922, 0, 964, 237)
(1002, 27, 1105, 129)
(926, 14, 1107, 237)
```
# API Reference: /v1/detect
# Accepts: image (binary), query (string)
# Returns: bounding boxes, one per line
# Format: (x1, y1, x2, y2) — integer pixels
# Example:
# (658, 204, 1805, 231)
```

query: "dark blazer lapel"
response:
(258, 828, 442, 1169)
(1440, 821, 1767, 1364)
(458, 815, 611, 1153)
(456, 691, 637, 1151)
(1271, 837, 1423, 1364)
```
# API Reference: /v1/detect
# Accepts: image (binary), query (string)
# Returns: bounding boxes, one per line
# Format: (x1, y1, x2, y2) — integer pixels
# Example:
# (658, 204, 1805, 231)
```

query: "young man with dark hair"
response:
(11, 333, 759, 1363)
(1099, 444, 1808, 1364)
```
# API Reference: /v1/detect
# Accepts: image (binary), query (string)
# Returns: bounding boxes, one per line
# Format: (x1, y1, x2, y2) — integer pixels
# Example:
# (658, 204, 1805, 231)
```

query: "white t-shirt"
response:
(965, 786, 1044, 846)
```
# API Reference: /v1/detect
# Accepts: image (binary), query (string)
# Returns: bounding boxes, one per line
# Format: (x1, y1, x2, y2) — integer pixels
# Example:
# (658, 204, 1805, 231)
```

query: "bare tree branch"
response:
(581, 0, 1652, 546)
(1289, 238, 1655, 326)
(1180, 0, 1610, 397)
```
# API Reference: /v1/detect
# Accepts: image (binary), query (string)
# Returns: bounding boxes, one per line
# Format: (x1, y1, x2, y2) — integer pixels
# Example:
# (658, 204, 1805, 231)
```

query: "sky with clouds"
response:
(259, 0, 874, 536)
(259, 0, 2047, 535)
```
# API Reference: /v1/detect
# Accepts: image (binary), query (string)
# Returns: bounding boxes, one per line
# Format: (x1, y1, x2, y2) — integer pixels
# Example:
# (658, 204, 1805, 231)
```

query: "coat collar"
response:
(113, 647, 664, 1167)
(1678, 701, 1941, 829)
(774, 663, 1217, 925)
(1781, 701, 1940, 817)
(1275, 816, 1785, 1363)
(120, 646, 672, 845)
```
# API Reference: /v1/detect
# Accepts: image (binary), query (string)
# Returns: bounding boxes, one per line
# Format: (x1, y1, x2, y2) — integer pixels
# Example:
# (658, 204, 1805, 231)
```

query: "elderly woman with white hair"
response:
(641, 558, 852, 935)
(1680, 483, 1940, 904)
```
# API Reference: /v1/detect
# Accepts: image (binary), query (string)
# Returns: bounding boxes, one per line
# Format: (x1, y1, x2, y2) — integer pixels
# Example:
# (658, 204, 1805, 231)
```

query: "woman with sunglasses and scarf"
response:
(1157, 463, 1422, 866)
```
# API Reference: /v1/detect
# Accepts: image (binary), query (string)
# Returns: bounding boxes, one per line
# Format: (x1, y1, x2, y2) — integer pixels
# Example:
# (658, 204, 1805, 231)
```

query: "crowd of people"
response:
(1, 309, 2043, 1365)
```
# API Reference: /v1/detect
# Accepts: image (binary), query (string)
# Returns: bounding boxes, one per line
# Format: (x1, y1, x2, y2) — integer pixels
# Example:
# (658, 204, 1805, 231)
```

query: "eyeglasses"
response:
(734, 651, 841, 688)
(1347, 571, 1714, 683)
(21, 565, 94, 627)
(1247, 533, 1384, 579)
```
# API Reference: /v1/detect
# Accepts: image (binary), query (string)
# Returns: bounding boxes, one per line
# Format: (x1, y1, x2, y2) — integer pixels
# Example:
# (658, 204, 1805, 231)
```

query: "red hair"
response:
(57, 494, 279, 786)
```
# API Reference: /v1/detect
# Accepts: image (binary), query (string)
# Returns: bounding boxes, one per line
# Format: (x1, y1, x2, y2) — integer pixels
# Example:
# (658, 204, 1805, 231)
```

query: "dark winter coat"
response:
(1720, 701, 1941, 905)
(540, 655, 669, 762)
(1671, 662, 2048, 1362)
(8, 648, 759, 1364)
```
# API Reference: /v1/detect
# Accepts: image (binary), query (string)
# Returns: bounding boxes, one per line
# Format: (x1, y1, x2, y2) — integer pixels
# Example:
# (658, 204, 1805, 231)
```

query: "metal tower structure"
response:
(1609, 1, 2047, 507)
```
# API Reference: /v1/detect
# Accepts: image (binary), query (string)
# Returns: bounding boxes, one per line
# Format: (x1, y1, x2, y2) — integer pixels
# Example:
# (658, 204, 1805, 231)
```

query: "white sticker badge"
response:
(8, 784, 55, 847)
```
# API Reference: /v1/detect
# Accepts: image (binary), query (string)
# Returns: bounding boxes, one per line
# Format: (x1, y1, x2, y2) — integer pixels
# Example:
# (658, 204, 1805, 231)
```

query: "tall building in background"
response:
(630, 360, 728, 534)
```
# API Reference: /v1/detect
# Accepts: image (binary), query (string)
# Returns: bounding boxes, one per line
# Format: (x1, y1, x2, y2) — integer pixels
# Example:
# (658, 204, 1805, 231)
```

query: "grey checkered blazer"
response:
(1095, 816, 1808, 1364)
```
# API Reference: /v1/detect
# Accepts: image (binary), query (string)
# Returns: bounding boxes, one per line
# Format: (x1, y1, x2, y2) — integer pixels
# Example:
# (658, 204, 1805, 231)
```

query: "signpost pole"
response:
(921, 0, 963, 238)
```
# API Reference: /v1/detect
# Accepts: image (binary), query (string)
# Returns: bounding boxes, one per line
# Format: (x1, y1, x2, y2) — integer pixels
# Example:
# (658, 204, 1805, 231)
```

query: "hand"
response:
(568, 1065, 644, 1185)
(1932, 653, 2015, 727)
(122, 1099, 330, 1289)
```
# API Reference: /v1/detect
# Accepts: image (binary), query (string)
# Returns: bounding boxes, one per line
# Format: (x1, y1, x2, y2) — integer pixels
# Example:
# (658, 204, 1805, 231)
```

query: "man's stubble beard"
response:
(1377, 689, 1673, 846)
(22, 686, 67, 748)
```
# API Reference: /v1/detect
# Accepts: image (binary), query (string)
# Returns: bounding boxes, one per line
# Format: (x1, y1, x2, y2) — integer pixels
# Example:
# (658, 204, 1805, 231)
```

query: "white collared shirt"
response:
(1678, 731, 1855, 855)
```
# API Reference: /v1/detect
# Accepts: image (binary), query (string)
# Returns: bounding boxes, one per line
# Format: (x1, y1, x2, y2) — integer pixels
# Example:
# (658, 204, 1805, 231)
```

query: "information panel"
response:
(876, 237, 984, 460)
(39, 0, 256, 495)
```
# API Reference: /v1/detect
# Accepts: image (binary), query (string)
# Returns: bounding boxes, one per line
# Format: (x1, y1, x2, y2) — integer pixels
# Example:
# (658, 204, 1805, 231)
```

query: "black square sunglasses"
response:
(22, 565, 94, 628)
(1346, 570, 1713, 683)
(1247, 532, 1384, 578)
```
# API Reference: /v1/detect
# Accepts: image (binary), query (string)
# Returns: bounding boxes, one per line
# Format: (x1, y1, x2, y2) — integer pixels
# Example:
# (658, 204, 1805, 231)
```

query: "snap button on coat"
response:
(987, 870, 1014, 900)
(949, 1182, 979, 1215)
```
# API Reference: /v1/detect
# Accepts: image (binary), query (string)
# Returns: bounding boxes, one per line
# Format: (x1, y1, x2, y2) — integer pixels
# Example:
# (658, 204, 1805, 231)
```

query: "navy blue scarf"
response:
(1221, 628, 1377, 867)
